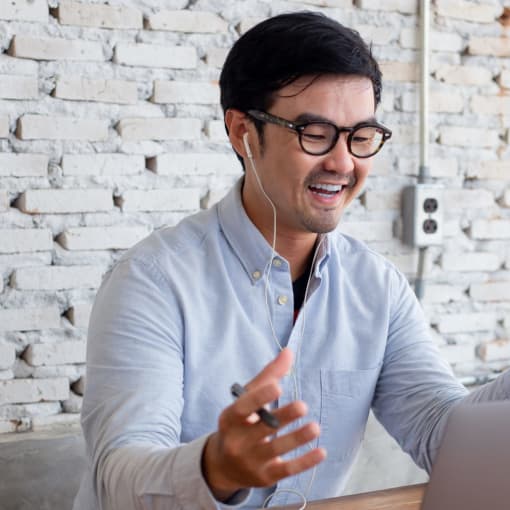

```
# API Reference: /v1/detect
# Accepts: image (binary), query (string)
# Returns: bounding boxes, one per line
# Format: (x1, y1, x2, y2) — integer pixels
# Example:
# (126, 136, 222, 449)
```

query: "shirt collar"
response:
(217, 178, 332, 284)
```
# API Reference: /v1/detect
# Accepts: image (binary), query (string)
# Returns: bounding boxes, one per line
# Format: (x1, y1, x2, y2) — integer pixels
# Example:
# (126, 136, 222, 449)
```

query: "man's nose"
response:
(322, 133, 355, 173)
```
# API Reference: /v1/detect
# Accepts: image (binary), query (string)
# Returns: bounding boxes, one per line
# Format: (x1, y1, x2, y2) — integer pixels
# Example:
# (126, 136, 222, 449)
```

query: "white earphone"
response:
(243, 132, 253, 159)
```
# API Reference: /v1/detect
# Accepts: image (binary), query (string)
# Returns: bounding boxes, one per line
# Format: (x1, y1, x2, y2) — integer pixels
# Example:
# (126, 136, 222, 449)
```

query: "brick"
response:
(435, 64, 493, 86)
(478, 339, 510, 362)
(0, 116, 9, 138)
(0, 153, 48, 177)
(471, 96, 510, 115)
(24, 341, 86, 367)
(58, 226, 150, 250)
(435, 0, 503, 23)
(437, 312, 495, 333)
(438, 343, 475, 365)
(119, 189, 200, 212)
(205, 120, 228, 142)
(0, 378, 68, 405)
(9, 35, 104, 62)
(0, 421, 17, 434)
(114, 43, 197, 69)
(32, 413, 79, 431)
(17, 189, 113, 214)
(11, 265, 103, 290)
(399, 157, 458, 178)
(379, 62, 419, 82)
(17, 115, 108, 141)
(357, 25, 394, 45)
(471, 219, 510, 239)
(0, 344, 16, 370)
(62, 154, 144, 176)
(499, 69, 510, 89)
(442, 252, 501, 272)
(58, 0, 142, 29)
(355, 0, 417, 13)
(147, 10, 228, 33)
(423, 284, 466, 303)
(443, 189, 494, 209)
(147, 153, 240, 176)
(0, 402, 60, 420)
(470, 282, 510, 301)
(362, 190, 400, 210)
(33, 365, 84, 382)
(0, 74, 38, 100)
(117, 118, 201, 141)
(0, 229, 53, 253)
(438, 126, 499, 148)
(206, 47, 228, 68)
(0, 55, 38, 76)
(0, 190, 8, 212)
(152, 80, 219, 104)
(338, 221, 393, 242)
(400, 28, 463, 52)
(468, 37, 510, 57)
(402, 91, 464, 113)
(238, 17, 264, 34)
(0, 0, 47, 22)
(66, 303, 92, 328)
(467, 160, 509, 180)
(54, 77, 137, 104)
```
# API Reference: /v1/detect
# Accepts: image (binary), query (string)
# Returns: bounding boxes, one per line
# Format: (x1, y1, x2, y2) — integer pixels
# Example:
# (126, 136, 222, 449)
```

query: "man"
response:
(73, 11, 510, 510)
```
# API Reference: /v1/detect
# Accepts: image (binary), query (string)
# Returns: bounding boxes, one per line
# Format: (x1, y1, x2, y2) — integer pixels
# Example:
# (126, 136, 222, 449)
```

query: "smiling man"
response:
(74, 11, 510, 510)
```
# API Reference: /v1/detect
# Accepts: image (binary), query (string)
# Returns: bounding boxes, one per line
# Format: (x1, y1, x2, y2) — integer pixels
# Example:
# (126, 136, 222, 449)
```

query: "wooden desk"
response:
(271, 483, 427, 509)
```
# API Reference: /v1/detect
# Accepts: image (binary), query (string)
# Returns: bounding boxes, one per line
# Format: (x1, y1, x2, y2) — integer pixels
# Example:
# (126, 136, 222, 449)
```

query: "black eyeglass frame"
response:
(247, 109, 392, 158)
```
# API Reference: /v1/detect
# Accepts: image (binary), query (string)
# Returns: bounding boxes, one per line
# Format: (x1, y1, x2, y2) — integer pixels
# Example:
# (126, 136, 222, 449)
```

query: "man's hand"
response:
(201, 348, 326, 501)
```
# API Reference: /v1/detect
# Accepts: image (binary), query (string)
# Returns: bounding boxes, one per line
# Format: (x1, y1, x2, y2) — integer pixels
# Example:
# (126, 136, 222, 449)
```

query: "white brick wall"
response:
(24, 341, 87, 366)
(58, 226, 150, 250)
(9, 35, 105, 62)
(17, 189, 113, 214)
(54, 77, 137, 104)
(11, 266, 104, 290)
(61, 154, 145, 176)
(0, 0, 509, 433)
(117, 118, 202, 141)
(17, 115, 109, 141)
(114, 43, 197, 69)
(146, 10, 228, 33)
(0, 306, 61, 332)
(0, 378, 68, 405)
(119, 189, 200, 212)
(57, 0, 142, 29)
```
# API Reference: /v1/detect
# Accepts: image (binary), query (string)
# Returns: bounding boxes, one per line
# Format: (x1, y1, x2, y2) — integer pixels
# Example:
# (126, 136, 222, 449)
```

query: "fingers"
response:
(247, 348, 293, 390)
(264, 447, 327, 483)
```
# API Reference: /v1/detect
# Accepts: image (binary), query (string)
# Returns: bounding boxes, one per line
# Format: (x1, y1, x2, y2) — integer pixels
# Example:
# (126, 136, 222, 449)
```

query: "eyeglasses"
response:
(247, 109, 392, 158)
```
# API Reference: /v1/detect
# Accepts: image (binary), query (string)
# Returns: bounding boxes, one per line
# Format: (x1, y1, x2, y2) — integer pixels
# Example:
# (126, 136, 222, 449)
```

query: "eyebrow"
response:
(294, 112, 377, 125)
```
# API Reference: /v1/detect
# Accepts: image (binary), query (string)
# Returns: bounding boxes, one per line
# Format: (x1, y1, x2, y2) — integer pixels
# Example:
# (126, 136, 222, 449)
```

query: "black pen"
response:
(230, 382, 280, 429)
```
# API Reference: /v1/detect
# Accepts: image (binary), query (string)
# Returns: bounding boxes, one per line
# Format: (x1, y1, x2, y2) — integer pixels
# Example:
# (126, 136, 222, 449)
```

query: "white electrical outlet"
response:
(402, 184, 443, 247)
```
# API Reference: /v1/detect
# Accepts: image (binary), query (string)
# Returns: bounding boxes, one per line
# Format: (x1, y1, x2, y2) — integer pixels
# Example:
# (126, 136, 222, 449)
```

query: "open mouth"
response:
(308, 183, 343, 198)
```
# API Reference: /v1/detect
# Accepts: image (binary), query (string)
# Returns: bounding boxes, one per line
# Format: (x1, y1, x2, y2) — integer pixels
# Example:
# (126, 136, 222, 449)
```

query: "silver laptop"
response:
(421, 400, 510, 510)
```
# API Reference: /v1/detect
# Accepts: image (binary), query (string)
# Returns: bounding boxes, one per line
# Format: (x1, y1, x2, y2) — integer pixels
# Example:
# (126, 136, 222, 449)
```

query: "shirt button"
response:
(272, 258, 282, 267)
(277, 295, 288, 305)
(252, 270, 261, 280)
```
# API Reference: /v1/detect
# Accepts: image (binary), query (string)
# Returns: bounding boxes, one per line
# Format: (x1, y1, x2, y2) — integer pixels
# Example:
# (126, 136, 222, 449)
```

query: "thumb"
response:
(247, 348, 293, 390)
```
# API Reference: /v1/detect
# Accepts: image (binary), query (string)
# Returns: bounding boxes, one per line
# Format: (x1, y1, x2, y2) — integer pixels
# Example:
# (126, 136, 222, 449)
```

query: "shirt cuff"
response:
(172, 434, 252, 509)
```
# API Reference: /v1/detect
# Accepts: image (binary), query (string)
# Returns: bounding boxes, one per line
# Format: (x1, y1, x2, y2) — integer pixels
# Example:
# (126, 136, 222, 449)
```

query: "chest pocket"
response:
(319, 366, 381, 464)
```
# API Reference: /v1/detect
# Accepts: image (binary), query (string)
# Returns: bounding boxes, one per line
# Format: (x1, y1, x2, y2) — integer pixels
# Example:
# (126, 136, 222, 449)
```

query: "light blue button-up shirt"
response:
(74, 179, 510, 510)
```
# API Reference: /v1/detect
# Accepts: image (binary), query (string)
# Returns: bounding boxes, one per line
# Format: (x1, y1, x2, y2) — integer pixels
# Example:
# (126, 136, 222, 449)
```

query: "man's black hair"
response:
(220, 11, 382, 146)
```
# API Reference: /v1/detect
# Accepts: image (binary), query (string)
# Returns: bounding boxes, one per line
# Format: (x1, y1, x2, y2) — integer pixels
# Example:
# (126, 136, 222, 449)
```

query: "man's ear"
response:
(225, 109, 253, 159)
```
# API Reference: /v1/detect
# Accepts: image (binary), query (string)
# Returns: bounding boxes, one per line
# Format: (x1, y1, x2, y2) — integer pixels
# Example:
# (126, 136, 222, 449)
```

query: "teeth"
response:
(311, 183, 342, 192)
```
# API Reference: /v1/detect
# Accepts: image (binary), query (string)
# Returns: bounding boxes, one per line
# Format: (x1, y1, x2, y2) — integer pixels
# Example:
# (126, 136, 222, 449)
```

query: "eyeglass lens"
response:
(300, 123, 384, 157)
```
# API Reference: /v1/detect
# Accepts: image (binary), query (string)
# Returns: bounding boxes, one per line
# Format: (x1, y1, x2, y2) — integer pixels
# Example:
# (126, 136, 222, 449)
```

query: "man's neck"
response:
(273, 232, 318, 281)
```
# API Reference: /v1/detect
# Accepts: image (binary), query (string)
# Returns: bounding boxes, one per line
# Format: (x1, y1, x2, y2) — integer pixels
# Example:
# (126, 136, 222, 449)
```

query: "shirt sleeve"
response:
(371, 267, 468, 473)
(81, 257, 251, 510)
(372, 267, 510, 474)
